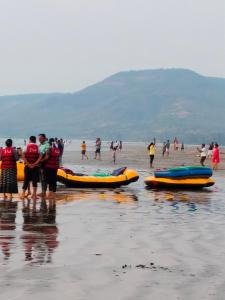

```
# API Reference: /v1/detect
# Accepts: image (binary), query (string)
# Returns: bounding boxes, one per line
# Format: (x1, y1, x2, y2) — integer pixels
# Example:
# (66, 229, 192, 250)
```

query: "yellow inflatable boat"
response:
(145, 176, 215, 189)
(3, 162, 139, 188)
(57, 167, 139, 188)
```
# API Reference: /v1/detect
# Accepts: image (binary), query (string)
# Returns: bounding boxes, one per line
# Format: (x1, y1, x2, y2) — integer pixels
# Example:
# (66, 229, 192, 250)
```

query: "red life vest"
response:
(1, 147, 17, 169)
(25, 143, 39, 164)
(44, 147, 60, 169)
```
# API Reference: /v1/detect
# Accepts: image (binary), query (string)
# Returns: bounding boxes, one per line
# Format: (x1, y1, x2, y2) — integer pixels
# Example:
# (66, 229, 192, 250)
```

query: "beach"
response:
(0, 141, 225, 300)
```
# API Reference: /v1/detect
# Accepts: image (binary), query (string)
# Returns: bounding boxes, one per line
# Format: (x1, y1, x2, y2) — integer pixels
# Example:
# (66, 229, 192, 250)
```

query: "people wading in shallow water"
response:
(0, 139, 19, 200)
(197, 144, 207, 166)
(21, 136, 41, 200)
(212, 143, 220, 170)
(147, 142, 155, 168)
(81, 141, 88, 160)
(94, 137, 101, 160)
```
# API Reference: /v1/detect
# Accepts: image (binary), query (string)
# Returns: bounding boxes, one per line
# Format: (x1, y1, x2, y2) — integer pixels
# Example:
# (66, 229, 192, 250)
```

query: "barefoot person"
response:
(0, 139, 19, 200)
(38, 134, 50, 198)
(21, 136, 41, 200)
(43, 138, 61, 199)
(81, 141, 88, 160)
(212, 143, 220, 170)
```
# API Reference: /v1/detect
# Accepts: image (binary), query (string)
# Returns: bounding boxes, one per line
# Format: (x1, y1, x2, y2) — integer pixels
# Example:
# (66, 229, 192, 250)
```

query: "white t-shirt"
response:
(201, 147, 207, 157)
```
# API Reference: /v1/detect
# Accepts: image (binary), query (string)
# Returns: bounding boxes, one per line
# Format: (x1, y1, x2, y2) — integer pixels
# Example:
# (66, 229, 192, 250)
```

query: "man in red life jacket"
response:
(21, 136, 41, 200)
(43, 138, 61, 199)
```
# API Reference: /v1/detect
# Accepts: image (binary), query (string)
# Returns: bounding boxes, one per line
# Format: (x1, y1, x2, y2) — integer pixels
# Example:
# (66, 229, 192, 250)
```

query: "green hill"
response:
(0, 69, 225, 143)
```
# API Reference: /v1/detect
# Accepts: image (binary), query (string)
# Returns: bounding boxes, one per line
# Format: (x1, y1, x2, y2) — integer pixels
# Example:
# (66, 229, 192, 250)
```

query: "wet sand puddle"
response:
(0, 172, 225, 299)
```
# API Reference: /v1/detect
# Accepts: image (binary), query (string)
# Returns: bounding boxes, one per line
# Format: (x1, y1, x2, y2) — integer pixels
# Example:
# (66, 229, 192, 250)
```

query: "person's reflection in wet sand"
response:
(0, 200, 18, 261)
(21, 198, 59, 264)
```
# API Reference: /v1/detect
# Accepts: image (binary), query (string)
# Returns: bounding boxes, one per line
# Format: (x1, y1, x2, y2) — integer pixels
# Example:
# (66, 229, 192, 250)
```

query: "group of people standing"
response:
(0, 134, 64, 200)
(197, 142, 220, 169)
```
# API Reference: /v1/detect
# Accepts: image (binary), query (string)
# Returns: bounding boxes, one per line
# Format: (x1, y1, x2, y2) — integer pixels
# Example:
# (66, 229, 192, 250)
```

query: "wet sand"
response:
(0, 142, 225, 300)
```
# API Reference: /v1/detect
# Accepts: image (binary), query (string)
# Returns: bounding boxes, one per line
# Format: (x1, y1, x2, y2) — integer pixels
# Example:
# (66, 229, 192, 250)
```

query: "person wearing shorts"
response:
(81, 141, 88, 160)
(94, 138, 101, 160)
(21, 136, 41, 200)
(197, 144, 207, 166)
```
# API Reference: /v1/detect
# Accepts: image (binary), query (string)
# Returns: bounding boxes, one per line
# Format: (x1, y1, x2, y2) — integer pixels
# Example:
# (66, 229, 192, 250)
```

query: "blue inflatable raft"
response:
(154, 166, 213, 179)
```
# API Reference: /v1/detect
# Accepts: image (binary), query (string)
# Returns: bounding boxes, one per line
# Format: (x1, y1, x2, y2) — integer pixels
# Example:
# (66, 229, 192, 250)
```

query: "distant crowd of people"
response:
(147, 137, 221, 170)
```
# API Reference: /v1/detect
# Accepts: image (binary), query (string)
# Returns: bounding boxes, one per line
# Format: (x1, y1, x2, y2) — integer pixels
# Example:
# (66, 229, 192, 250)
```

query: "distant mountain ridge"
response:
(0, 68, 225, 144)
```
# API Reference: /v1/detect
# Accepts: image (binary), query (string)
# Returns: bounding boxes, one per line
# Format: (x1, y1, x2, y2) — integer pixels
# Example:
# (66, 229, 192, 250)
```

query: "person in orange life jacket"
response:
(43, 138, 61, 199)
(21, 136, 41, 200)
(0, 139, 19, 200)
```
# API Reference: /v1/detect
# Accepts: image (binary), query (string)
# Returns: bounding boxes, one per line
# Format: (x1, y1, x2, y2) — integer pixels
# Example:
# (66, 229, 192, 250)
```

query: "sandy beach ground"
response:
(1, 142, 225, 300)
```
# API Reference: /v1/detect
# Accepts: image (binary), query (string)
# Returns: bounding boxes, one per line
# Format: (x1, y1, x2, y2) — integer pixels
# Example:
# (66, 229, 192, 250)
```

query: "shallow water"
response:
(0, 170, 225, 300)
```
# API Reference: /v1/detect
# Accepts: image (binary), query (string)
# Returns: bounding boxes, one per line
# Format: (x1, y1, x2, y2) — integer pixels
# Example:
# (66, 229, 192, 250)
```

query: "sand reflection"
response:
(55, 189, 138, 204)
(21, 199, 59, 264)
(152, 189, 212, 205)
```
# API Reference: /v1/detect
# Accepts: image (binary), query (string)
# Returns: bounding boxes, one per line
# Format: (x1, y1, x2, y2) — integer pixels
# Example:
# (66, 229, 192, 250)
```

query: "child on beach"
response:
(81, 141, 88, 160)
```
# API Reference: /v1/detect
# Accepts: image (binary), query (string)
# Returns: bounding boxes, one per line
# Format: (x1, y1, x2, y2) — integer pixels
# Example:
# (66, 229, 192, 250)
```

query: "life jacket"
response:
(1, 147, 17, 169)
(25, 143, 39, 164)
(44, 147, 60, 169)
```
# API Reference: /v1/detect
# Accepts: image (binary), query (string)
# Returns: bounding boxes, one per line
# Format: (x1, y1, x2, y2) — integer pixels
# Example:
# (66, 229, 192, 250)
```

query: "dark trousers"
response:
(200, 156, 206, 166)
(150, 155, 154, 165)
(44, 168, 58, 192)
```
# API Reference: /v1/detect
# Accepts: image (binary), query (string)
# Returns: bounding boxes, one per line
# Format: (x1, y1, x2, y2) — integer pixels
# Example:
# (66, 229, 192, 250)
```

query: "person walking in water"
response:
(197, 144, 207, 166)
(0, 139, 19, 200)
(212, 143, 220, 170)
(81, 141, 88, 160)
(94, 137, 101, 160)
(147, 142, 155, 168)
(21, 136, 41, 200)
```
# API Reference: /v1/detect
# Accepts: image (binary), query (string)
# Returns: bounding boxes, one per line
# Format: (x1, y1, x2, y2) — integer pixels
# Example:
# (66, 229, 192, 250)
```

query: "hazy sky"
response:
(0, 0, 224, 94)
